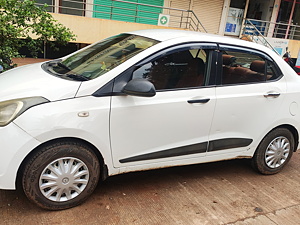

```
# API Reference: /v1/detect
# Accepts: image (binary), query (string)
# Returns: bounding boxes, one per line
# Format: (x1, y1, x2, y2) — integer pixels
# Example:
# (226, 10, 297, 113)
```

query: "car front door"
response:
(207, 45, 286, 156)
(110, 44, 217, 168)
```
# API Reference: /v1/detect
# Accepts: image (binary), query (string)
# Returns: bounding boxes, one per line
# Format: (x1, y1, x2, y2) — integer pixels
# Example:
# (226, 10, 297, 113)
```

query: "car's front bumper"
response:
(0, 123, 40, 189)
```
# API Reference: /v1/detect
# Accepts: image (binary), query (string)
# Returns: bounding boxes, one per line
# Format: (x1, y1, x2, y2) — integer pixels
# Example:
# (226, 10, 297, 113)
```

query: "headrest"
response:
(192, 58, 205, 66)
(172, 50, 193, 63)
(222, 55, 236, 65)
(250, 60, 265, 73)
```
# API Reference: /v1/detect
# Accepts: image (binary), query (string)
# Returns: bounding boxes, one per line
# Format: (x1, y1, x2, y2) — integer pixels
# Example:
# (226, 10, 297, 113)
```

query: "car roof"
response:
(128, 29, 222, 42)
(127, 29, 273, 55)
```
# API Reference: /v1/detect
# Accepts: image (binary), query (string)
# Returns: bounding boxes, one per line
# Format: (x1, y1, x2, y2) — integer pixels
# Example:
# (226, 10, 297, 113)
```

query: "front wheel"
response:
(252, 128, 294, 175)
(22, 140, 100, 210)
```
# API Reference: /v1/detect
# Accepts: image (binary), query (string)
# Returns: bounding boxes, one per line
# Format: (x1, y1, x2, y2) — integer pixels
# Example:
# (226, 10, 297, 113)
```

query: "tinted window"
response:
(266, 60, 282, 81)
(222, 51, 265, 84)
(221, 50, 281, 85)
(133, 48, 209, 90)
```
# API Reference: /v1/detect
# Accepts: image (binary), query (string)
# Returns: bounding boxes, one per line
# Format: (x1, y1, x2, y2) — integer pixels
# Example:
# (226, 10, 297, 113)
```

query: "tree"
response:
(0, 0, 76, 71)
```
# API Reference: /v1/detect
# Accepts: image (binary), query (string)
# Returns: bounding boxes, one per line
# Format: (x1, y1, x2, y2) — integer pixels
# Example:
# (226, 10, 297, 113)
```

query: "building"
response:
(34, 0, 300, 63)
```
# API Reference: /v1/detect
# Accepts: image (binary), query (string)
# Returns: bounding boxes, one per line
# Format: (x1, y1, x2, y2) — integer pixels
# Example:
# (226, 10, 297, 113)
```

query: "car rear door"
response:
(207, 45, 287, 156)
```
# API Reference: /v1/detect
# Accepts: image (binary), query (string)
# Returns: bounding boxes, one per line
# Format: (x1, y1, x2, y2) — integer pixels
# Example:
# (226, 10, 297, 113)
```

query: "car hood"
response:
(0, 63, 81, 102)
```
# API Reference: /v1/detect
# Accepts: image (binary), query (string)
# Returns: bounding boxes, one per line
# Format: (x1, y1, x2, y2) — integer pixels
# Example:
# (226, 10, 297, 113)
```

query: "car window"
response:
(45, 34, 159, 81)
(132, 48, 209, 90)
(221, 50, 281, 85)
(266, 60, 282, 81)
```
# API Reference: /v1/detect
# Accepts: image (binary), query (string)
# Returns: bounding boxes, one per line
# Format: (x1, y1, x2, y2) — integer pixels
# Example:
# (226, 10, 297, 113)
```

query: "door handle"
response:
(187, 98, 210, 104)
(264, 92, 280, 98)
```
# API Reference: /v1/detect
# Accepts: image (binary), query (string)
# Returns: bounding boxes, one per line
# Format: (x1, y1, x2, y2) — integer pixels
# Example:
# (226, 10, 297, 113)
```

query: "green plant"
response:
(0, 0, 76, 71)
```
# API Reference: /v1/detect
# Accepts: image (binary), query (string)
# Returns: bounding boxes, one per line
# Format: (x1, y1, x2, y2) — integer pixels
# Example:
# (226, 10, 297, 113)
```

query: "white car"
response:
(0, 29, 299, 210)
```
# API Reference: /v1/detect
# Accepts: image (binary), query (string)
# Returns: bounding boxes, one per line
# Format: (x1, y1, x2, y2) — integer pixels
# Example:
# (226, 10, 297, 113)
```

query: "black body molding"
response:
(119, 138, 253, 163)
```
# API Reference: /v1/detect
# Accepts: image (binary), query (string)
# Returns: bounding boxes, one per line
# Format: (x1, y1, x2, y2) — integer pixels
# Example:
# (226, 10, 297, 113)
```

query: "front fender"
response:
(14, 96, 116, 174)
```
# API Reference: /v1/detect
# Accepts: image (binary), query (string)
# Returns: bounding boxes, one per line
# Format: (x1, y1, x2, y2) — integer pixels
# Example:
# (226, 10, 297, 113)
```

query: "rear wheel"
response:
(22, 140, 100, 210)
(252, 128, 294, 175)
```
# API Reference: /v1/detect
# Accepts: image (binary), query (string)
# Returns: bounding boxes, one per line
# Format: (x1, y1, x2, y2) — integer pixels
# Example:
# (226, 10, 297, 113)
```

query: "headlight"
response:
(0, 97, 49, 127)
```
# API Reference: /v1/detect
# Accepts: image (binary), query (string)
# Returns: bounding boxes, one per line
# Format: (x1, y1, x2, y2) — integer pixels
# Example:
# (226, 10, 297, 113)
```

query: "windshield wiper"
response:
(65, 73, 90, 81)
(44, 60, 90, 81)
(57, 62, 71, 71)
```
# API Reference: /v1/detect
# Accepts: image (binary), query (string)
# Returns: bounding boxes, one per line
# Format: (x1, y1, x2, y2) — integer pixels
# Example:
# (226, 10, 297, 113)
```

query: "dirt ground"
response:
(12, 58, 50, 67)
(1, 151, 300, 225)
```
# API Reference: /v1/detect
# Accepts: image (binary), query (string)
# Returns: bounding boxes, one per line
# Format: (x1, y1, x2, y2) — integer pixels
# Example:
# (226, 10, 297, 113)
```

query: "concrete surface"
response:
(1, 151, 300, 225)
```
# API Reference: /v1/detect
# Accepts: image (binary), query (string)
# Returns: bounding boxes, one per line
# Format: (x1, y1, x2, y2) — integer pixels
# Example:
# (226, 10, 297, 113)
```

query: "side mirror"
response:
(123, 78, 156, 97)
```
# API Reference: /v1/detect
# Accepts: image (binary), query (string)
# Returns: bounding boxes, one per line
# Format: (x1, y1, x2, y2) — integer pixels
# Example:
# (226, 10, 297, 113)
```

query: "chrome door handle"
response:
(187, 98, 210, 104)
(264, 92, 280, 98)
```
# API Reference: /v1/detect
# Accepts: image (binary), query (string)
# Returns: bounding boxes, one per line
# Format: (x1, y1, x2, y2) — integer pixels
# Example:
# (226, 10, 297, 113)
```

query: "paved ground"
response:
(1, 151, 300, 225)
(2, 59, 300, 224)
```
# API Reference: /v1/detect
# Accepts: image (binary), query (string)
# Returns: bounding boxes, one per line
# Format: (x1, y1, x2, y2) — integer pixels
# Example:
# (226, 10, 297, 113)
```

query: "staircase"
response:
(240, 19, 279, 55)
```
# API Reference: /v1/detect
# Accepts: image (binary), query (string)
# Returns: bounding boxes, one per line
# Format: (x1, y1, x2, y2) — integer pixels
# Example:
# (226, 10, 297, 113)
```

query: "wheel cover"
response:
(265, 136, 290, 169)
(39, 157, 90, 202)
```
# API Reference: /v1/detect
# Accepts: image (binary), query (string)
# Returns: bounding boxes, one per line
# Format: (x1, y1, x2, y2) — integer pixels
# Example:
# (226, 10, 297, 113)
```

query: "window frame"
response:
(130, 43, 218, 92)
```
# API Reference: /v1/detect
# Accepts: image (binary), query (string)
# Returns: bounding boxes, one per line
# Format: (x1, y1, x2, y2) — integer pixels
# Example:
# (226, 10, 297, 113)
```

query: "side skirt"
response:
(119, 138, 252, 163)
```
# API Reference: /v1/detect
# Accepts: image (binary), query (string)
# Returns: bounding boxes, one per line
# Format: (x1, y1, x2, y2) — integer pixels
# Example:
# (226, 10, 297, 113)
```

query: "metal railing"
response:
(242, 18, 300, 40)
(241, 19, 279, 55)
(36, 0, 207, 33)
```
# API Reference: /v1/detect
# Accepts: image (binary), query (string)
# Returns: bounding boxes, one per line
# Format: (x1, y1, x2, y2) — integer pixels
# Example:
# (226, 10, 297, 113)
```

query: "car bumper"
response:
(0, 123, 40, 189)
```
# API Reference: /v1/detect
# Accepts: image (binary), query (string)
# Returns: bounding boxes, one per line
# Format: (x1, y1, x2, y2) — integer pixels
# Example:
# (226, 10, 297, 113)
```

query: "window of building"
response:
(276, 0, 300, 40)
(60, 0, 86, 16)
(277, 0, 293, 23)
(36, 0, 55, 12)
(36, 0, 85, 16)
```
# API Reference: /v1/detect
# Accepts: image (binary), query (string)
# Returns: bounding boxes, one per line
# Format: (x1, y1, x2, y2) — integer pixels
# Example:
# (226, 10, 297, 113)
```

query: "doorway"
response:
(224, 0, 247, 36)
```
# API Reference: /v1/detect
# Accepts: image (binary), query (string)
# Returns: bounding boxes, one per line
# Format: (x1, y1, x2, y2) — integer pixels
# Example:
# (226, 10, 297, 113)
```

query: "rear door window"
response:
(219, 47, 282, 85)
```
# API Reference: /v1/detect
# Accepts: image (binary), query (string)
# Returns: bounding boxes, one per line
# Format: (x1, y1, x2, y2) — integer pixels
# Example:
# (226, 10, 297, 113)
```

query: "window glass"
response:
(35, 0, 85, 15)
(266, 60, 281, 81)
(222, 50, 267, 84)
(35, 0, 54, 12)
(45, 34, 159, 81)
(60, 0, 85, 16)
(132, 49, 208, 90)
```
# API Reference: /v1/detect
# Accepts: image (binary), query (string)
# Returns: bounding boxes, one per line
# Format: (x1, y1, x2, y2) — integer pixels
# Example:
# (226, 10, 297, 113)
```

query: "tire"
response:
(22, 140, 100, 210)
(252, 128, 294, 175)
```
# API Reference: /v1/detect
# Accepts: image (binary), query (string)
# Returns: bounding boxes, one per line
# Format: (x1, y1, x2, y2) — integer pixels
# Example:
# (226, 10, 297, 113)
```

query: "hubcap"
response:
(265, 136, 290, 169)
(39, 157, 89, 202)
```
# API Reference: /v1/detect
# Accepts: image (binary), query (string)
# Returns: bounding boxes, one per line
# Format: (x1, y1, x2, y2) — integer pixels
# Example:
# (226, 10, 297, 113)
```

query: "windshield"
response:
(43, 34, 159, 81)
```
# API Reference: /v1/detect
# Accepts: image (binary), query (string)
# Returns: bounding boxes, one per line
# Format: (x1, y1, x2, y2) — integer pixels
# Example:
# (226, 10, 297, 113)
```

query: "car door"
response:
(207, 45, 286, 156)
(109, 44, 218, 168)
